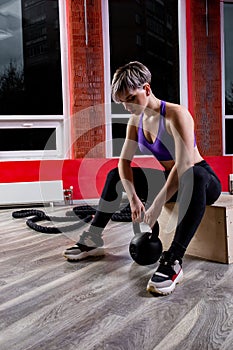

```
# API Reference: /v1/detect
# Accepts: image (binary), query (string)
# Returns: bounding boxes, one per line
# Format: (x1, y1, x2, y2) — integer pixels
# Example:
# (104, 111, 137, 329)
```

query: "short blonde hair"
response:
(111, 61, 151, 103)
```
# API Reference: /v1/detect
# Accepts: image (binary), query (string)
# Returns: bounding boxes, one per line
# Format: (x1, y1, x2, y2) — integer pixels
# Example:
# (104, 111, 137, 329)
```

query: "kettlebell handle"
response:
(132, 221, 159, 235)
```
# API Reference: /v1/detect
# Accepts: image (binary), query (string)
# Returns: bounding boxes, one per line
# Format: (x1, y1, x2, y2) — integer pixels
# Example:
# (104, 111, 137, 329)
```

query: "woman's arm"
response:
(118, 116, 145, 221)
(144, 105, 195, 228)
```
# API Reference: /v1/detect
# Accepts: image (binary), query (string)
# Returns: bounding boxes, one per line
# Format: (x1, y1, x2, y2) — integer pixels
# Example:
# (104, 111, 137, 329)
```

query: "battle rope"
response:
(111, 204, 132, 222)
(12, 209, 93, 234)
(12, 203, 132, 234)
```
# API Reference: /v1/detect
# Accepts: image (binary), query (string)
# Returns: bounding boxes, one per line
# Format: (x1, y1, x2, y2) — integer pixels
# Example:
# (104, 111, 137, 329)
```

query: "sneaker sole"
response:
(146, 269, 184, 296)
(63, 247, 105, 261)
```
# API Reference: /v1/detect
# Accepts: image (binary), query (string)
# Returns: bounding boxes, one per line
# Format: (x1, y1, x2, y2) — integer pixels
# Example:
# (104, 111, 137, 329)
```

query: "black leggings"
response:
(90, 160, 221, 258)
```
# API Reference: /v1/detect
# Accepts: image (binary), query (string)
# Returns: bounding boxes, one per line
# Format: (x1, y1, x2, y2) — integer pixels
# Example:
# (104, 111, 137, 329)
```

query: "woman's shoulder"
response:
(128, 114, 141, 127)
(165, 102, 192, 121)
(125, 114, 141, 141)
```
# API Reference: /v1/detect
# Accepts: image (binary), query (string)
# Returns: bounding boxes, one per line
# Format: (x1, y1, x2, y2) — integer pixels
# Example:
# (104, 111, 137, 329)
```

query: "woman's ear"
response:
(143, 83, 151, 96)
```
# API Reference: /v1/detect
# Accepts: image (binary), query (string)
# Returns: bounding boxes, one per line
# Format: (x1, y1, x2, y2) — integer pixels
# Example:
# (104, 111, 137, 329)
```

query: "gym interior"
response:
(0, 1, 233, 349)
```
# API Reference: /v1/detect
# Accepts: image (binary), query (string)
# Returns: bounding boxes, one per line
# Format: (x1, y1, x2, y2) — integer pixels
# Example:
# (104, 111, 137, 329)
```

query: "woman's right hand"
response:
(130, 196, 145, 222)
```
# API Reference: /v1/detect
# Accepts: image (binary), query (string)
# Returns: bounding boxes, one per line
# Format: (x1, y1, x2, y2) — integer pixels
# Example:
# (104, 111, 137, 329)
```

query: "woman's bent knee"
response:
(106, 167, 120, 182)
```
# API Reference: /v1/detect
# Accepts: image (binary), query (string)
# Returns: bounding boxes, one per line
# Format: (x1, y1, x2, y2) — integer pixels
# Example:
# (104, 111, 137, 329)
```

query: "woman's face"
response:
(118, 85, 149, 115)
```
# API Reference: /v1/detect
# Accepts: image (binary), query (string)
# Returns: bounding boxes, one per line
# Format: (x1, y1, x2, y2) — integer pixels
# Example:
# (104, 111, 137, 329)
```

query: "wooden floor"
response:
(0, 204, 233, 350)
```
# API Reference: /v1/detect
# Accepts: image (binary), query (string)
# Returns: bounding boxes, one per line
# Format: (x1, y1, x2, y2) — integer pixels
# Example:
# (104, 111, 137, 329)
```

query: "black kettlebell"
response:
(129, 221, 162, 265)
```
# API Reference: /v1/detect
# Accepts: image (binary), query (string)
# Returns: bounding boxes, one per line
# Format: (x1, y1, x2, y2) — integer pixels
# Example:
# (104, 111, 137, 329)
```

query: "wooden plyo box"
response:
(158, 194, 233, 264)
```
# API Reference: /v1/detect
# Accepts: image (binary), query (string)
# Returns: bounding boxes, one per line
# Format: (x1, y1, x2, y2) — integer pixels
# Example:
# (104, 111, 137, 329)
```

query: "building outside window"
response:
(0, 0, 67, 159)
(107, 0, 180, 157)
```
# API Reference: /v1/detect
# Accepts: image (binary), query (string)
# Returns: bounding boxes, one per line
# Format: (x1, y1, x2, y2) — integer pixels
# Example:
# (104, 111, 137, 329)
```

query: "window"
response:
(106, 0, 180, 157)
(223, 2, 233, 155)
(0, 0, 68, 159)
(0, 128, 56, 151)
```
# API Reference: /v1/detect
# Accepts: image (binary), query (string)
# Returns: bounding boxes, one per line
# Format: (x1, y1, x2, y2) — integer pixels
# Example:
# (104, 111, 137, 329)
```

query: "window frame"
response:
(0, 0, 71, 160)
(221, 0, 233, 156)
(102, 0, 188, 158)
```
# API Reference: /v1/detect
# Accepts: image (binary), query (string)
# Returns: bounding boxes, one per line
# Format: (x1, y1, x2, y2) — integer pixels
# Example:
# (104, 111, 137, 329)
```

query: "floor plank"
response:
(0, 205, 233, 350)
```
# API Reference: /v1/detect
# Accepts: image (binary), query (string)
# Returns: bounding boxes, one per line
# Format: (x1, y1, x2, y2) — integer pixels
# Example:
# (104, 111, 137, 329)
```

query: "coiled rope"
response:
(12, 203, 132, 234)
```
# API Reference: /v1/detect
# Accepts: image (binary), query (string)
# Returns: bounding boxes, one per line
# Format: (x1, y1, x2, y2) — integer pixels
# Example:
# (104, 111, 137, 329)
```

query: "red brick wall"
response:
(67, 0, 106, 159)
(186, 0, 222, 155)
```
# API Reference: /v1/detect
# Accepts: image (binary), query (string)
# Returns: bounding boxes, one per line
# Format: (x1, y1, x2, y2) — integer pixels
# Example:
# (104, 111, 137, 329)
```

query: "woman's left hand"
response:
(143, 202, 163, 229)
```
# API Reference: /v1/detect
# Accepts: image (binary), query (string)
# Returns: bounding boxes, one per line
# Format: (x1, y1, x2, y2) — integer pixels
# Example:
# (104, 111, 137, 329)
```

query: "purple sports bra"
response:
(138, 100, 196, 161)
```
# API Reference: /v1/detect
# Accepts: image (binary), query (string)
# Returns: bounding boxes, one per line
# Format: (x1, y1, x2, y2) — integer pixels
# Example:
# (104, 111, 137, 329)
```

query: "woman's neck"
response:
(145, 95, 161, 116)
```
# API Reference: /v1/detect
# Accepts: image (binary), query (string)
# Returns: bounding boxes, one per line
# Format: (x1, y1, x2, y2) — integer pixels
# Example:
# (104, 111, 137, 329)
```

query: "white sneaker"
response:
(63, 231, 104, 261)
(147, 251, 183, 295)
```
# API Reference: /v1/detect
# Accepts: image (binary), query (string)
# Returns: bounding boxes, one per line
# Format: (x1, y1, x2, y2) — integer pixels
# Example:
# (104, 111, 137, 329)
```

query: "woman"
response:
(63, 61, 221, 295)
